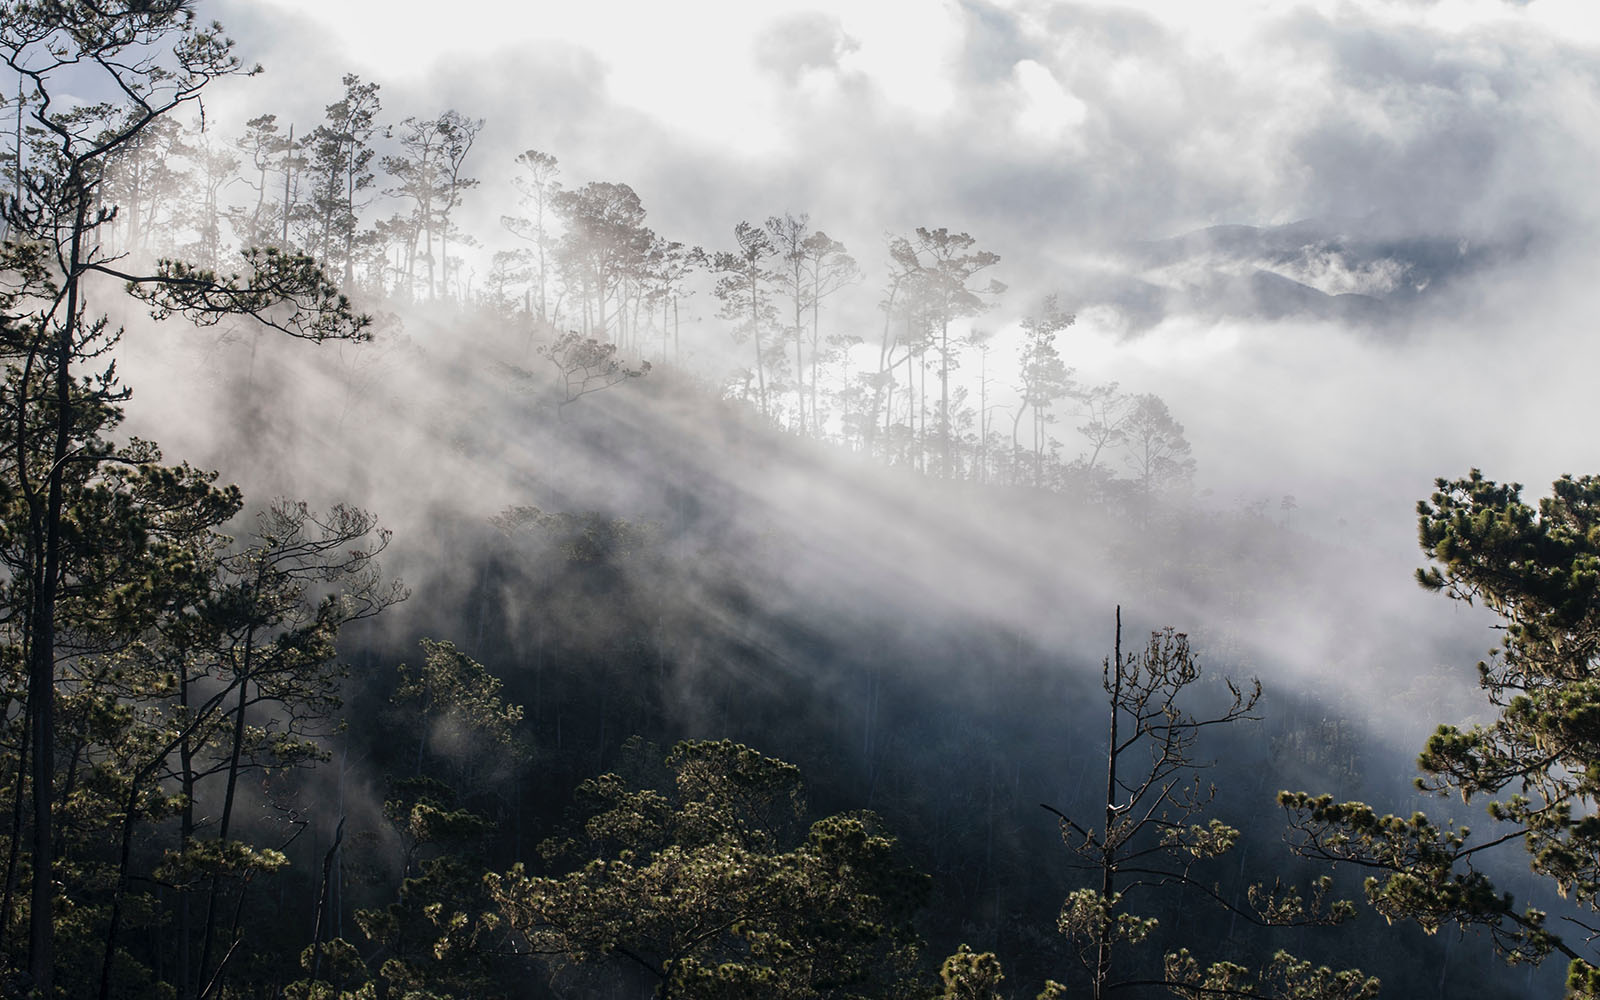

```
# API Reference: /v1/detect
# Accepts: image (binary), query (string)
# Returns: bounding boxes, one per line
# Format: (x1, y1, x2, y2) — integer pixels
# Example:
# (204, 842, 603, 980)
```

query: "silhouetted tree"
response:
(1122, 394, 1196, 499)
(1012, 296, 1076, 487)
(1074, 382, 1133, 474)
(538, 330, 651, 410)
(714, 222, 781, 420)
(894, 228, 1002, 478)
(1043, 610, 1372, 1000)
(503, 148, 562, 324)
(800, 228, 859, 435)
(228, 113, 298, 251)
(644, 237, 704, 364)
(301, 74, 382, 288)
(433, 110, 482, 302)
(553, 180, 655, 342)
(768, 212, 816, 434)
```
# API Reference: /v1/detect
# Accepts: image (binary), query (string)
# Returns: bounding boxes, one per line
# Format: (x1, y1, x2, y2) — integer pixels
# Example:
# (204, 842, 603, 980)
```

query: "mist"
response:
(126, 0, 1600, 731)
(15, 0, 1600, 995)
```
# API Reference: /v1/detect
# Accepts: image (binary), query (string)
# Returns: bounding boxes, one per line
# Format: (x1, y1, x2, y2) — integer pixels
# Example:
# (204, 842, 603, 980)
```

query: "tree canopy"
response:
(488, 739, 928, 1000)
(1284, 471, 1600, 994)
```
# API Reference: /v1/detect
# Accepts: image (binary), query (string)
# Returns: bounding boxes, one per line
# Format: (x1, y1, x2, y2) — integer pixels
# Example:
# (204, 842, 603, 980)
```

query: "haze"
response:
(140, 0, 1600, 727)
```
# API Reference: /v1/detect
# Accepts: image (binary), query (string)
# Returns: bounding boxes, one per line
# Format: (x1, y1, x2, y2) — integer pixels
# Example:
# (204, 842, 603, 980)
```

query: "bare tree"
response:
(1041, 610, 1369, 1000)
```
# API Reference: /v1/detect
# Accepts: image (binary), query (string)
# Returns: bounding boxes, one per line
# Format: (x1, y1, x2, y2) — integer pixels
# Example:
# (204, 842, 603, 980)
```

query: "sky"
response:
(231, 0, 1599, 154)
(211, 0, 1600, 256)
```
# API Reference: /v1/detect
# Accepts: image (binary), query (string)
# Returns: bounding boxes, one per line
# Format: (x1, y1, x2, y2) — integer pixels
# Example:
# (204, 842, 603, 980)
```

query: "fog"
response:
(62, 2, 1600, 990)
(91, 0, 1587, 730)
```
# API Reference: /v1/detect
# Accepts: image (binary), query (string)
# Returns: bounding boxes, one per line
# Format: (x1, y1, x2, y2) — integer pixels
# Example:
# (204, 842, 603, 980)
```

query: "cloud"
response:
(209, 0, 1600, 297)
(1010, 58, 1089, 147)
(754, 11, 860, 85)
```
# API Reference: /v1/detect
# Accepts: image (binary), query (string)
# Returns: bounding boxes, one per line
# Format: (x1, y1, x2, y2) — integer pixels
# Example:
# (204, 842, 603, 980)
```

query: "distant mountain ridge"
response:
(1064, 218, 1526, 331)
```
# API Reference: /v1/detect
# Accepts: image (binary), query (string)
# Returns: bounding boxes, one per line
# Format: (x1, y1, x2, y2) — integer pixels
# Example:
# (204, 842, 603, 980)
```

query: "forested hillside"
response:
(1, 2, 1598, 998)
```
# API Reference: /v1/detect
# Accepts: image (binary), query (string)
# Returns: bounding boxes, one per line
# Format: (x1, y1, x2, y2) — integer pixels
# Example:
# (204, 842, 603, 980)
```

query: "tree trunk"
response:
(100, 773, 156, 1000)
(1095, 607, 1123, 1000)
(0, 696, 29, 953)
(793, 260, 806, 436)
(810, 270, 823, 436)
(26, 180, 91, 997)
(199, 633, 253, 991)
(749, 269, 766, 420)
(177, 667, 201, 1000)
(940, 320, 950, 478)
(308, 818, 346, 983)
(5, 73, 20, 242)
(280, 124, 295, 248)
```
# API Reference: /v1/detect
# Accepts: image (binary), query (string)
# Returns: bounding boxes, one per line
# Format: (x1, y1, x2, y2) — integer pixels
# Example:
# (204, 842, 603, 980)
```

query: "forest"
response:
(0, 1, 1598, 998)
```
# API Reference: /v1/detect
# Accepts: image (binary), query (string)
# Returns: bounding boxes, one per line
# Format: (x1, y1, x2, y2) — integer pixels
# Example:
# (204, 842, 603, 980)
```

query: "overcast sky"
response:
(208, 0, 1600, 257)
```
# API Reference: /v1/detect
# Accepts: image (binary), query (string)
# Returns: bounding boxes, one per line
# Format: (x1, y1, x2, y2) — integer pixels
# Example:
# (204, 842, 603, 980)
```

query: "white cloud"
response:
(1011, 58, 1088, 146)
(211, 0, 1600, 295)
(242, 0, 977, 154)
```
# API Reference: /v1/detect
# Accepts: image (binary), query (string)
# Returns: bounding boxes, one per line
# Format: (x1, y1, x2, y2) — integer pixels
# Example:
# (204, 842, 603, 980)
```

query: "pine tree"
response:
(0, 6, 369, 990)
(301, 74, 382, 289)
(1284, 471, 1600, 994)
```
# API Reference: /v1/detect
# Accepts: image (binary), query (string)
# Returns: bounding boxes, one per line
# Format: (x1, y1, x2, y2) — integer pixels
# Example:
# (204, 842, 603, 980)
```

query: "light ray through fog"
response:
(137, 0, 1600, 720)
(111, 0, 1600, 890)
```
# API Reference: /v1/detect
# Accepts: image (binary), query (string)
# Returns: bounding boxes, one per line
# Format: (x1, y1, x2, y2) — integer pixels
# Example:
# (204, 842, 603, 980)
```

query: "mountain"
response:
(1061, 218, 1525, 331)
